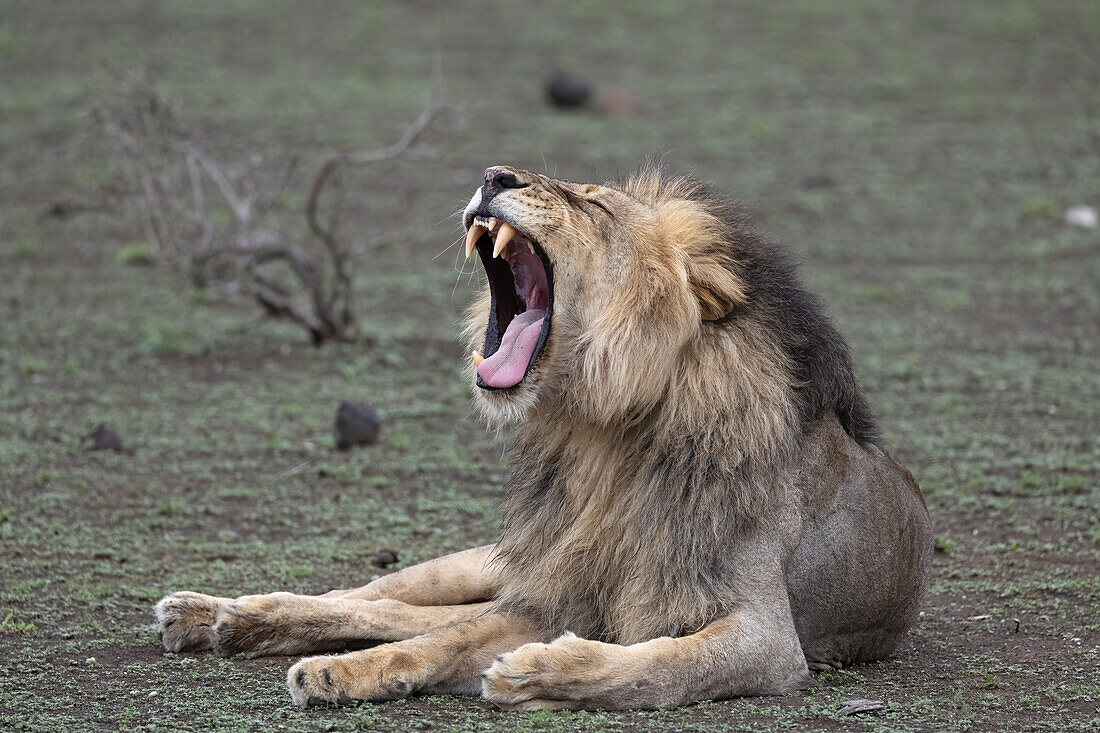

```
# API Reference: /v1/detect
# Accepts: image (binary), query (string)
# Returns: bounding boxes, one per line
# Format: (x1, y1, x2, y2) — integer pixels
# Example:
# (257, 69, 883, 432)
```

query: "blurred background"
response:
(1, 1, 1097, 730)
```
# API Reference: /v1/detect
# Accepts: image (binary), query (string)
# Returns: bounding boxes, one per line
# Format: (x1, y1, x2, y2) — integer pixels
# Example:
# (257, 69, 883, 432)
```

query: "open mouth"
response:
(464, 215, 553, 390)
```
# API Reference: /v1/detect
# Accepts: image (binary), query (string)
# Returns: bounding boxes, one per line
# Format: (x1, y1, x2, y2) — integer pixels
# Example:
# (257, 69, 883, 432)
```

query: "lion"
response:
(155, 163, 933, 710)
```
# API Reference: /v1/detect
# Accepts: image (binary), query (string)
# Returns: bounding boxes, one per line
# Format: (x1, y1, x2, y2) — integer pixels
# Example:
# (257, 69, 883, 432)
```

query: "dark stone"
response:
(334, 401, 381, 450)
(87, 423, 124, 452)
(371, 549, 399, 568)
(546, 72, 593, 109)
(801, 173, 834, 190)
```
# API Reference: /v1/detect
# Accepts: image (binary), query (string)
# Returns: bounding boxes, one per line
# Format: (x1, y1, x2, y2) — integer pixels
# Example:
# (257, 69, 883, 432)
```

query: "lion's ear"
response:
(688, 257, 744, 321)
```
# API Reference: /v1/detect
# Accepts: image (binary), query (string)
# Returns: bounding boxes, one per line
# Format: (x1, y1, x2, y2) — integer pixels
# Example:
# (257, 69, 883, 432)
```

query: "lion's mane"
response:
(491, 163, 876, 644)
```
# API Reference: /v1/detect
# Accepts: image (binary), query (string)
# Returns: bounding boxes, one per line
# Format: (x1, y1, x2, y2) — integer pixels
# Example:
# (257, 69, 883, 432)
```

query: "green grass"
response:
(1, 0, 1098, 730)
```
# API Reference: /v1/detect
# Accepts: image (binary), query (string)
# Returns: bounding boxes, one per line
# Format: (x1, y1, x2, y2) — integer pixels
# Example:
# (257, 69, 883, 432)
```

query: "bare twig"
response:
(837, 700, 885, 716)
(94, 72, 449, 344)
(181, 142, 251, 223)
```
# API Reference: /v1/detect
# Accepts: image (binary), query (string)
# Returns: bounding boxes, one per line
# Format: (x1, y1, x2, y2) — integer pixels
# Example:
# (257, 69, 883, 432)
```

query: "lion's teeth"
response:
(472, 349, 484, 367)
(527, 242, 535, 255)
(465, 224, 486, 258)
(493, 222, 517, 258)
(488, 217, 498, 231)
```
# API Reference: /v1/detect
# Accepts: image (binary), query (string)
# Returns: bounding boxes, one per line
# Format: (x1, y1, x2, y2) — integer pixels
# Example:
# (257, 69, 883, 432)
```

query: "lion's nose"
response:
(487, 169, 525, 189)
(482, 168, 529, 205)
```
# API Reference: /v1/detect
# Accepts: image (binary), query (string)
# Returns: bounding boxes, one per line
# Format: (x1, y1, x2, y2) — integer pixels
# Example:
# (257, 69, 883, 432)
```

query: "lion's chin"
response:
(473, 382, 541, 425)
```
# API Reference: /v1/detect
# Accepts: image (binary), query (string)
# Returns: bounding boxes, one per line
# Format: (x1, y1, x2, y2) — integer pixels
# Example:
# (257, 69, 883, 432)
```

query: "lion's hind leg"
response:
(224, 595, 493, 657)
(157, 592, 493, 657)
(156, 591, 229, 653)
(156, 545, 501, 657)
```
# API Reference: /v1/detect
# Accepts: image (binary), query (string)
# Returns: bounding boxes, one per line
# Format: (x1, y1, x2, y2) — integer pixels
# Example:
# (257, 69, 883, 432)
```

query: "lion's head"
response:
(462, 163, 747, 425)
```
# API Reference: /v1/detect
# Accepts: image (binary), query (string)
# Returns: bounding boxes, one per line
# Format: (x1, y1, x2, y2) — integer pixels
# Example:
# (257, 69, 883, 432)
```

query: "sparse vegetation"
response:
(1, 0, 1097, 730)
(115, 243, 154, 267)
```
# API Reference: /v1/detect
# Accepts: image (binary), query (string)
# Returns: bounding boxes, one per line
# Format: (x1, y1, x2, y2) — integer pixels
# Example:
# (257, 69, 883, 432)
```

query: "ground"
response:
(1, 1, 1098, 730)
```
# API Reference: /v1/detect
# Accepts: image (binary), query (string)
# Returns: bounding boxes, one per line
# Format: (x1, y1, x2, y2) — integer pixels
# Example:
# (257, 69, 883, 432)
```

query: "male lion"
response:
(156, 164, 932, 710)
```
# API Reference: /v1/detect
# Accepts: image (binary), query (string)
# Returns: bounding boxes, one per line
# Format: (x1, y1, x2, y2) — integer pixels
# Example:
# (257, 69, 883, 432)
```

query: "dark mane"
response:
(697, 182, 879, 446)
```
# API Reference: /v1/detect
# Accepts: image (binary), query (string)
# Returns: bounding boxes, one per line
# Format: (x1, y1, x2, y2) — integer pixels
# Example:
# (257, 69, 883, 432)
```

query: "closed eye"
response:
(587, 199, 612, 217)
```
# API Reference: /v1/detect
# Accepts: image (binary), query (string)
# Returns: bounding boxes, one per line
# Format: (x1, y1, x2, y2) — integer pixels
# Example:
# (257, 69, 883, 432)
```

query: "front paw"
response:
(287, 656, 357, 707)
(482, 632, 606, 708)
(287, 648, 418, 707)
(155, 591, 228, 653)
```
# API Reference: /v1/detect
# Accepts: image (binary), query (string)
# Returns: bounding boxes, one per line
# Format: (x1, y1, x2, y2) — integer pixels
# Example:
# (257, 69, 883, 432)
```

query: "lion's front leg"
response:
(483, 601, 810, 710)
(287, 611, 546, 706)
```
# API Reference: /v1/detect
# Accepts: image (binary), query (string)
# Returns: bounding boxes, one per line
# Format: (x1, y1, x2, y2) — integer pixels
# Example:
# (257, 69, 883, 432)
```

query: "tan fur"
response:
(472, 167, 804, 644)
(155, 547, 499, 657)
(156, 166, 932, 711)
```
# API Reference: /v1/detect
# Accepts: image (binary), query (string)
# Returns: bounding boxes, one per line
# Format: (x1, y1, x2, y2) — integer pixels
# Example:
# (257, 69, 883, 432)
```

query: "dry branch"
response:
(94, 75, 447, 345)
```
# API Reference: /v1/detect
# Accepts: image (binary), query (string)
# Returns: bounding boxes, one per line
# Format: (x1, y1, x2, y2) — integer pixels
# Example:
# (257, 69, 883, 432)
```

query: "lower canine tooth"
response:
(493, 222, 517, 258)
(472, 350, 484, 367)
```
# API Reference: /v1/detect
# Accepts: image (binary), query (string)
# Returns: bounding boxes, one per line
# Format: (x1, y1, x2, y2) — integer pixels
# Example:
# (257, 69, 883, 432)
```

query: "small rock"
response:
(801, 173, 834, 190)
(334, 401, 381, 450)
(85, 657, 97, 665)
(1065, 205, 1097, 229)
(546, 72, 593, 109)
(371, 549, 399, 568)
(87, 424, 124, 452)
(838, 699, 885, 715)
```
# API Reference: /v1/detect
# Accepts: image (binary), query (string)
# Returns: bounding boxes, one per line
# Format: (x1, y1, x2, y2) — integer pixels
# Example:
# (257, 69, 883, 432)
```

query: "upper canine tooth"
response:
(493, 222, 517, 258)
(465, 224, 487, 258)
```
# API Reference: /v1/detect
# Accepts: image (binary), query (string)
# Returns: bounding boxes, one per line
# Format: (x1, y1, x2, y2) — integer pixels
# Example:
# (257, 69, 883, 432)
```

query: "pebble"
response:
(1065, 205, 1097, 229)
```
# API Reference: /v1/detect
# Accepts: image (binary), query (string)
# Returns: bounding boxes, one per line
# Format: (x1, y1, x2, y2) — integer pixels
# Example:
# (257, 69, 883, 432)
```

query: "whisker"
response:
(431, 204, 476, 261)
(433, 234, 464, 261)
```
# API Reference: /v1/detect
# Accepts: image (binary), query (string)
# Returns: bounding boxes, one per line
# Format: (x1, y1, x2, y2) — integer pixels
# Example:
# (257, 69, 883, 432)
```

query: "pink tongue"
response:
(477, 309, 546, 388)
